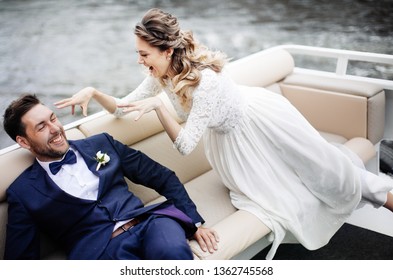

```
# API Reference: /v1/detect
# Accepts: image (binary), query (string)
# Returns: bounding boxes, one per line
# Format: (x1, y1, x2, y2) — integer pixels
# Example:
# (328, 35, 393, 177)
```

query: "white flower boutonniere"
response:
(94, 151, 110, 171)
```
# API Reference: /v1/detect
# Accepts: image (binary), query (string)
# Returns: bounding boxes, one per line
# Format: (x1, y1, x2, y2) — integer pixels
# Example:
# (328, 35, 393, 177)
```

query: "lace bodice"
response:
(115, 68, 247, 155)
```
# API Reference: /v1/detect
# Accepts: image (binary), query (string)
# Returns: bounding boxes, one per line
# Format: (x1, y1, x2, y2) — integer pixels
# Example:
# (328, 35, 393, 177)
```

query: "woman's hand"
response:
(55, 87, 96, 116)
(120, 96, 181, 144)
(117, 97, 163, 121)
(193, 227, 219, 254)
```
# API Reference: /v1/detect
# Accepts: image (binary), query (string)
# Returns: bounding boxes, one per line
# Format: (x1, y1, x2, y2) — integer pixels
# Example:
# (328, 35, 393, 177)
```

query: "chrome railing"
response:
(275, 44, 393, 90)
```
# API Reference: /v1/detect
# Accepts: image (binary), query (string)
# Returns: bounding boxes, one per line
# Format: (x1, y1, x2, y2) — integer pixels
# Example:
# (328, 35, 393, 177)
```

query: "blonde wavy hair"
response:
(134, 8, 228, 110)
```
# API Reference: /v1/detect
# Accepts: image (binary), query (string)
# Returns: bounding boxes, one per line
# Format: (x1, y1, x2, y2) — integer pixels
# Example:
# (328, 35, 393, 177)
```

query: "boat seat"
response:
(0, 47, 385, 260)
(281, 73, 385, 145)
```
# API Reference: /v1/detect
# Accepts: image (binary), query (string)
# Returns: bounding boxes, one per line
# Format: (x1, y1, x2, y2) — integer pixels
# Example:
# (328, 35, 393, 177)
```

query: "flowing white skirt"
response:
(203, 86, 390, 259)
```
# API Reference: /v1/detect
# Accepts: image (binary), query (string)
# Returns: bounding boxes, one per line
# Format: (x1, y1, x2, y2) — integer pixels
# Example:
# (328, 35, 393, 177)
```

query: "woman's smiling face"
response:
(135, 36, 173, 78)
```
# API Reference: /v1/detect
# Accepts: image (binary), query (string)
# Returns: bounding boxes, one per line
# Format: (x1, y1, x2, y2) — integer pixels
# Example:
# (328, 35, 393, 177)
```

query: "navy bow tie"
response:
(49, 150, 77, 175)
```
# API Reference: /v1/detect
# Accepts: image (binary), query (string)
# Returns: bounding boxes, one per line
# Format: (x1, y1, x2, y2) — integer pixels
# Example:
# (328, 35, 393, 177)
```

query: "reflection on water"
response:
(1, 0, 392, 149)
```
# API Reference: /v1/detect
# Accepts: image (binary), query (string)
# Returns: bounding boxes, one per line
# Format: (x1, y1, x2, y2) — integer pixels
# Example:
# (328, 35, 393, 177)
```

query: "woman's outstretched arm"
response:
(55, 87, 117, 116)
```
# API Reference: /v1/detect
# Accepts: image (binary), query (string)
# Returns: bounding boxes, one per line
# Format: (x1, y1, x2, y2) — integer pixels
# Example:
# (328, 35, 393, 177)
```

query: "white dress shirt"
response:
(38, 148, 99, 200)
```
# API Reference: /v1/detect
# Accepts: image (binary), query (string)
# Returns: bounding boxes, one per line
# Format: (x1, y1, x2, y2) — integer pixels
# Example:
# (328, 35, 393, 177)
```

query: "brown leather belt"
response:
(111, 218, 140, 239)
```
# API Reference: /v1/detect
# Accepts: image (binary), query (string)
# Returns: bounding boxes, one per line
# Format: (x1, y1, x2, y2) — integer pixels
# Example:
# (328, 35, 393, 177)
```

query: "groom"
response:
(3, 94, 218, 260)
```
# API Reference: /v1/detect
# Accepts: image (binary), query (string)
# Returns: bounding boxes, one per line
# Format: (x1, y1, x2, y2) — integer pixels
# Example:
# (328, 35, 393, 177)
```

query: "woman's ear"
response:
(165, 48, 174, 57)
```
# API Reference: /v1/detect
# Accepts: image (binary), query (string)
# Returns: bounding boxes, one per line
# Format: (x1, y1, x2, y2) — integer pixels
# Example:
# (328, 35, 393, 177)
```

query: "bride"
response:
(55, 8, 393, 259)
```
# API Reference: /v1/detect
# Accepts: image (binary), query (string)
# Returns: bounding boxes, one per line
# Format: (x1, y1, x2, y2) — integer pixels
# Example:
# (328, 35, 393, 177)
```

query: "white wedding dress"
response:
(115, 68, 391, 259)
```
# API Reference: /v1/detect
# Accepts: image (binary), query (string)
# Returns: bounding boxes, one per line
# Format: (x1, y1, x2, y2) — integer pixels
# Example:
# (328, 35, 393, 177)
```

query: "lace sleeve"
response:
(113, 76, 162, 117)
(174, 70, 219, 155)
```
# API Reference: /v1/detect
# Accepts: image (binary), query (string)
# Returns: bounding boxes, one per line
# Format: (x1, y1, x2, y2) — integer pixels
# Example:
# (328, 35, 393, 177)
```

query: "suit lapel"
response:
(28, 161, 91, 205)
(69, 140, 99, 174)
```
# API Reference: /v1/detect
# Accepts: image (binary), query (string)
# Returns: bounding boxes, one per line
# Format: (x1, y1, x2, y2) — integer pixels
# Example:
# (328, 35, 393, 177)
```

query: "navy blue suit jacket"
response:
(4, 133, 203, 259)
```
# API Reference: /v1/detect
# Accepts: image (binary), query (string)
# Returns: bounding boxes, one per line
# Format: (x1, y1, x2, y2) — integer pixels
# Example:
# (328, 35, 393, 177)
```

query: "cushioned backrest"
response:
(281, 73, 385, 144)
(78, 94, 181, 145)
(78, 111, 163, 146)
(131, 130, 211, 184)
(227, 48, 294, 87)
(0, 146, 34, 259)
(0, 148, 34, 202)
(281, 85, 368, 141)
(0, 202, 7, 259)
(283, 73, 383, 98)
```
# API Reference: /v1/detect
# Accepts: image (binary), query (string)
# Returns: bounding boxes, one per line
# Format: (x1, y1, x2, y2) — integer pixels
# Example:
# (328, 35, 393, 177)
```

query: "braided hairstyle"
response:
(134, 8, 228, 110)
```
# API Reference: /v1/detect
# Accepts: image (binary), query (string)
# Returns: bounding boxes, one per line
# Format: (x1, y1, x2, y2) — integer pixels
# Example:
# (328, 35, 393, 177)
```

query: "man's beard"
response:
(27, 134, 68, 160)
(32, 145, 67, 160)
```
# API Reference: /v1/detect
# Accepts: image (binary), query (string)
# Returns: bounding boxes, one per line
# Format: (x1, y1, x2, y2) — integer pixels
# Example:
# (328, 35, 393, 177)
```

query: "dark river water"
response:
(1, 0, 392, 149)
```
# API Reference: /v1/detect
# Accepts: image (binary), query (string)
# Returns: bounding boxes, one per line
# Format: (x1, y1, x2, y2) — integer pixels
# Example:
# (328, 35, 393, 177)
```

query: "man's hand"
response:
(193, 227, 219, 254)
